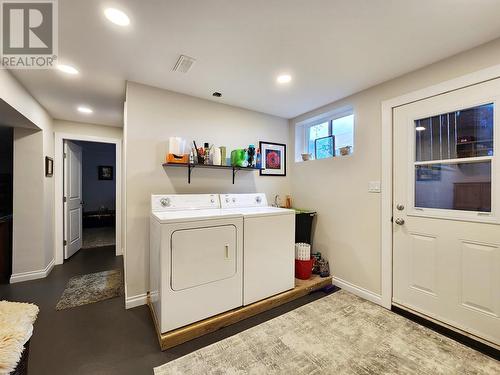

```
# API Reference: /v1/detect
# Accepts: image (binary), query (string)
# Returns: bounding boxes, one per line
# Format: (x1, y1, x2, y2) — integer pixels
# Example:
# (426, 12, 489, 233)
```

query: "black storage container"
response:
(294, 209, 316, 244)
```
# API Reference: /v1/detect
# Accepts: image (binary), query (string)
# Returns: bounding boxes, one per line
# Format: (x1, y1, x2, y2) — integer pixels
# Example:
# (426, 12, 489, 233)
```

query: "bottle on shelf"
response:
(204, 143, 210, 165)
(220, 146, 227, 166)
(241, 148, 249, 167)
(213, 147, 222, 165)
(247, 144, 256, 167)
(256, 148, 262, 169)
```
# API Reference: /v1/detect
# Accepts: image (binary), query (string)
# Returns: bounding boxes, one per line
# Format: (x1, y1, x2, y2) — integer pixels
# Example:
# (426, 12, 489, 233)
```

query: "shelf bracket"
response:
(232, 167, 237, 184)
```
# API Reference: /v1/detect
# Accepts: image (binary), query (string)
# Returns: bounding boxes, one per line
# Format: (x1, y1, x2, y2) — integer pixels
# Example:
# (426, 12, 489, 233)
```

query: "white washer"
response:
(220, 193, 295, 305)
(150, 194, 243, 333)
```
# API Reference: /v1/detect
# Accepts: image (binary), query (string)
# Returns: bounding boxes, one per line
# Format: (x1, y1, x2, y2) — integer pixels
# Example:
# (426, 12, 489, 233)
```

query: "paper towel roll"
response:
(168, 137, 186, 155)
(213, 147, 222, 165)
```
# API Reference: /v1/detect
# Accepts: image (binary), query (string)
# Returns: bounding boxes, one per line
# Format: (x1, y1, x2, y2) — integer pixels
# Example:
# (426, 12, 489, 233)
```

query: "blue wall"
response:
(77, 141, 116, 212)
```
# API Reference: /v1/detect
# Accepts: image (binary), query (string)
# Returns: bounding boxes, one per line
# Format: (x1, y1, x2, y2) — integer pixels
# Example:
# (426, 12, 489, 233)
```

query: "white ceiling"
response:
(11, 0, 500, 127)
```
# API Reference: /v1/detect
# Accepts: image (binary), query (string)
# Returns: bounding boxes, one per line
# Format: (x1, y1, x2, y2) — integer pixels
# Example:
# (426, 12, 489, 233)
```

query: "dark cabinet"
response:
(83, 210, 116, 228)
(0, 216, 12, 283)
(453, 182, 491, 212)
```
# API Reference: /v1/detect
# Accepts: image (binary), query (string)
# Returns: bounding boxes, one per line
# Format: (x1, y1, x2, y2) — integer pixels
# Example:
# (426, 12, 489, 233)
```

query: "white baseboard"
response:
(10, 259, 55, 283)
(125, 293, 148, 309)
(332, 276, 383, 306)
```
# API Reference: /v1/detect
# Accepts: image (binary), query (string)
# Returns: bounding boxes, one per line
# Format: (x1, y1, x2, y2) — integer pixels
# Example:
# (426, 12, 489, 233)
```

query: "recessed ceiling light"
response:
(276, 74, 292, 84)
(56, 64, 79, 75)
(416, 126, 426, 131)
(77, 106, 93, 114)
(104, 8, 130, 26)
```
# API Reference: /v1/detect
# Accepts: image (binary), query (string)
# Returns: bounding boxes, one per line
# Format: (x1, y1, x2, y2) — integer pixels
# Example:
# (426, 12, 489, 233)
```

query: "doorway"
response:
(63, 140, 117, 260)
(392, 78, 500, 346)
(79, 141, 117, 250)
(55, 133, 122, 265)
(0, 126, 13, 283)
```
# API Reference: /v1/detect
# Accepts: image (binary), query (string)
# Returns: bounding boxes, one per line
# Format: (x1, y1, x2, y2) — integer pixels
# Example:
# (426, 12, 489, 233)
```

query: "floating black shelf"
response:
(162, 162, 261, 184)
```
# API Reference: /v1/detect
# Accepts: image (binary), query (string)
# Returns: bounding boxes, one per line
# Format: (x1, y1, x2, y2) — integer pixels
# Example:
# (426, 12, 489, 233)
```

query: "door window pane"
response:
(415, 103, 493, 162)
(415, 162, 491, 212)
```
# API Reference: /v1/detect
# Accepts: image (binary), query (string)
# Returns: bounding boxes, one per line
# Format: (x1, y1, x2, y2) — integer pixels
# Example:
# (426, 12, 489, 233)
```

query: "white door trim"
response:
(380, 64, 500, 309)
(55, 132, 122, 265)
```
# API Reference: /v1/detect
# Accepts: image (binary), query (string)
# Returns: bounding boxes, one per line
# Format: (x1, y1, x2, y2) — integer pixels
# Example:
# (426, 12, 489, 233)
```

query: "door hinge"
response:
(64, 152, 67, 158)
(63, 240, 67, 246)
(63, 196, 67, 203)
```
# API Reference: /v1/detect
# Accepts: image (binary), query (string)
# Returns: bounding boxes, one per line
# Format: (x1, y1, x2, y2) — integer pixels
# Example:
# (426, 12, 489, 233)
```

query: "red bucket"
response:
(295, 259, 314, 280)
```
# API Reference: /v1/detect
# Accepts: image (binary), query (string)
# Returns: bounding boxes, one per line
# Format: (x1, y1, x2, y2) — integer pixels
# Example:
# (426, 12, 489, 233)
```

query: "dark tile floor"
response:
(0, 247, 330, 375)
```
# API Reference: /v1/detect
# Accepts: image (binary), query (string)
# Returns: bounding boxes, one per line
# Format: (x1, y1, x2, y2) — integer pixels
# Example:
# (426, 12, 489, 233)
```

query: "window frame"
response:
(302, 107, 354, 161)
(407, 98, 498, 224)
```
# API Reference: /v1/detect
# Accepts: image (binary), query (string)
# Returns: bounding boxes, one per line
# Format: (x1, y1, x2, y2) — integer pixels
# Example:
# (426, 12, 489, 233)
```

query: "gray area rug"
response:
(56, 269, 123, 310)
(155, 290, 499, 374)
(82, 227, 115, 249)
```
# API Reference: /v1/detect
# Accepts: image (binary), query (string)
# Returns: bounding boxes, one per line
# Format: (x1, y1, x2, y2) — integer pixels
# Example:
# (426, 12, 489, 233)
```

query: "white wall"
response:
(124, 82, 291, 300)
(53, 119, 123, 139)
(289, 38, 500, 298)
(0, 70, 54, 281)
(52, 119, 123, 264)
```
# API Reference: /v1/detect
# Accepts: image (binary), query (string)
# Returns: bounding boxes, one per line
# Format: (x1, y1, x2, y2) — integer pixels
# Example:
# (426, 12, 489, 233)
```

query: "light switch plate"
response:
(368, 181, 381, 193)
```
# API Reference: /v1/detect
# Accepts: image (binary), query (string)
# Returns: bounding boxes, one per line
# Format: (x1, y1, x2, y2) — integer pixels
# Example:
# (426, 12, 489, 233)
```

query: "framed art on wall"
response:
(98, 166, 114, 180)
(45, 156, 53, 177)
(314, 135, 335, 160)
(259, 141, 286, 176)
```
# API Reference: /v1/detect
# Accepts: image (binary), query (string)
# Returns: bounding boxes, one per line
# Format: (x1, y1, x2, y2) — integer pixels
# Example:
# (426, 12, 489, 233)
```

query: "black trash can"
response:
(294, 209, 316, 245)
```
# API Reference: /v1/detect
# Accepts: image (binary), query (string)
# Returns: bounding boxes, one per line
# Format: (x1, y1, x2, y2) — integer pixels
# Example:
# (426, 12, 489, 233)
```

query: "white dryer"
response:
(220, 193, 295, 305)
(150, 194, 243, 333)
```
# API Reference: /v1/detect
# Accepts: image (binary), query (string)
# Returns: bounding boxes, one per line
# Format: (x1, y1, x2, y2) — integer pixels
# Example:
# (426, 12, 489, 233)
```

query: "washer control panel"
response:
(152, 194, 220, 211)
(220, 193, 268, 208)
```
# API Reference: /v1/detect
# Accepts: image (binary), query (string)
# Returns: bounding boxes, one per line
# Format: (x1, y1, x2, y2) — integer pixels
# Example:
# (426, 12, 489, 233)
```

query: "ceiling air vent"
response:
(173, 55, 196, 73)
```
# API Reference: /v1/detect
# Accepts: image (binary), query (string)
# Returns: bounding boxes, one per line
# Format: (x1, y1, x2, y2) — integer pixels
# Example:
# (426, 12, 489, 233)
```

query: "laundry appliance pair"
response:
(149, 193, 294, 333)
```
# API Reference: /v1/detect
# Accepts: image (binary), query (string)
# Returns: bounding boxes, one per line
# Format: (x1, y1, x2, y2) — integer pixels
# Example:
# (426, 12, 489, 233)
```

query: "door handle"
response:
(394, 218, 405, 225)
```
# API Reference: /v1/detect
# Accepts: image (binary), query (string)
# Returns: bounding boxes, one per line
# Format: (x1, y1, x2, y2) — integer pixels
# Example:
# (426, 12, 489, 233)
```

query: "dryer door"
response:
(171, 225, 237, 291)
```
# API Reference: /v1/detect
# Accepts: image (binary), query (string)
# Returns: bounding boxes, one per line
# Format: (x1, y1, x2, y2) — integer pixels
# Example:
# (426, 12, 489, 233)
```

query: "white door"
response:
(393, 79, 500, 347)
(64, 141, 83, 259)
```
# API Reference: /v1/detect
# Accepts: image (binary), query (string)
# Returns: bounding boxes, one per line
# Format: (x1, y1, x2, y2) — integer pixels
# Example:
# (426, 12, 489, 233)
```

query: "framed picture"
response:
(98, 166, 113, 180)
(45, 156, 53, 177)
(259, 141, 286, 176)
(314, 135, 335, 159)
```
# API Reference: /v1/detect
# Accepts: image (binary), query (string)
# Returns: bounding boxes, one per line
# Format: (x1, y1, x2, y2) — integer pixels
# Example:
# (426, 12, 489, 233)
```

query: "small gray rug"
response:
(154, 290, 499, 375)
(82, 227, 115, 249)
(56, 269, 123, 310)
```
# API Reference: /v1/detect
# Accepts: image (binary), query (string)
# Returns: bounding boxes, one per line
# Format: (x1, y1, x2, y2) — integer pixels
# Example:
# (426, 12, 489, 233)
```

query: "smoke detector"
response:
(173, 55, 196, 73)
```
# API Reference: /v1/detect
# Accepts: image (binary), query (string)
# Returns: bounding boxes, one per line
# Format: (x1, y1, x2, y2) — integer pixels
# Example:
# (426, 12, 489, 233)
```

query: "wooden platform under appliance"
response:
(148, 275, 333, 350)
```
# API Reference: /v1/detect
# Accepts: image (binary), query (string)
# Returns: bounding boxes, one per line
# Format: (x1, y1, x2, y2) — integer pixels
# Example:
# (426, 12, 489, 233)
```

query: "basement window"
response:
(296, 107, 354, 162)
